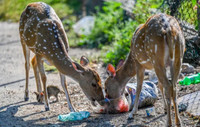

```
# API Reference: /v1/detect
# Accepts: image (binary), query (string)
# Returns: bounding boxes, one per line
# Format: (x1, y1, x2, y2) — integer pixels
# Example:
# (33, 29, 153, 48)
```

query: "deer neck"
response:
(115, 50, 136, 87)
(49, 54, 84, 83)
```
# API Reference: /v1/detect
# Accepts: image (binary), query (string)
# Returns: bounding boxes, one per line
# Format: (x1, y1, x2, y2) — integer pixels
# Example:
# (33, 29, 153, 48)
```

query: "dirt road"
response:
(0, 22, 199, 127)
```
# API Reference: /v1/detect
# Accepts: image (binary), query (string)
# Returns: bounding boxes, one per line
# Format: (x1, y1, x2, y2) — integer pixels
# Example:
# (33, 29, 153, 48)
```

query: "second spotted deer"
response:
(104, 13, 185, 127)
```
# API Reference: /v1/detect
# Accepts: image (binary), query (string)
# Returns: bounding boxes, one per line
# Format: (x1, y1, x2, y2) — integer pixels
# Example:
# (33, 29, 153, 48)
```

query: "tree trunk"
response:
(82, 0, 87, 17)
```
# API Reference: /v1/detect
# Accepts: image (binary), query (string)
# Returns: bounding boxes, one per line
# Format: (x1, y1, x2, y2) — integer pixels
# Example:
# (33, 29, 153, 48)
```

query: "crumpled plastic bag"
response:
(126, 81, 158, 109)
(58, 111, 90, 122)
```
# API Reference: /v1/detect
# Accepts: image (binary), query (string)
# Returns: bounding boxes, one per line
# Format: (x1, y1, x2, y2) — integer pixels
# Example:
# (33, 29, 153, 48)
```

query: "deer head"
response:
(100, 60, 131, 113)
(70, 56, 105, 106)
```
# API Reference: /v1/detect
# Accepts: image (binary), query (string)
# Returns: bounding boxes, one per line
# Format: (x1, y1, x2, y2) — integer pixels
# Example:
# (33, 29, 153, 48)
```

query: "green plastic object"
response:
(58, 111, 90, 122)
(179, 73, 200, 85)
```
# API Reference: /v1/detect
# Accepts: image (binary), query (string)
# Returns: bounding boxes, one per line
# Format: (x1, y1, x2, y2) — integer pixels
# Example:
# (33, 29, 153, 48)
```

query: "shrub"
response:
(102, 20, 138, 65)
(0, 0, 74, 22)
(78, 1, 124, 48)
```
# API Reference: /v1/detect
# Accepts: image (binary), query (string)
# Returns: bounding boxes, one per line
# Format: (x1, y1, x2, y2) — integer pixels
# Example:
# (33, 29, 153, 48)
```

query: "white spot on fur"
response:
(140, 60, 148, 64)
(48, 28, 52, 31)
(155, 45, 157, 53)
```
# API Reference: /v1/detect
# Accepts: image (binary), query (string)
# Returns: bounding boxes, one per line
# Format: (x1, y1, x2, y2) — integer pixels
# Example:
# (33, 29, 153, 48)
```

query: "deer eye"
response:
(92, 83, 96, 87)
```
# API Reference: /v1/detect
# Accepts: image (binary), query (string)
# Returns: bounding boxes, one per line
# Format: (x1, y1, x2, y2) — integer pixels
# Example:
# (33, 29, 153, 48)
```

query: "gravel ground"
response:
(0, 22, 200, 127)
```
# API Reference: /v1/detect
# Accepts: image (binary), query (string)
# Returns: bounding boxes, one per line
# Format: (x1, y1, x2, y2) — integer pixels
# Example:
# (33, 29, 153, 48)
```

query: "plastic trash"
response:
(145, 106, 156, 116)
(148, 71, 158, 84)
(178, 102, 188, 112)
(72, 16, 94, 36)
(58, 111, 90, 122)
(126, 81, 158, 109)
(179, 73, 200, 85)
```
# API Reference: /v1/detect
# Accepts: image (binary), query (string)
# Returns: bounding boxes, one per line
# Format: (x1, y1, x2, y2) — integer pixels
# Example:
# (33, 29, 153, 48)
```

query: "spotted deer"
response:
(104, 14, 185, 126)
(19, 2, 104, 111)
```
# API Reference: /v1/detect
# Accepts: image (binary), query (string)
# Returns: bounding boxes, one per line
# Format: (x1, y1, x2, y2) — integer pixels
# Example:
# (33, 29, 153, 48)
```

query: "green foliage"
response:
(102, 20, 138, 65)
(192, 0, 196, 6)
(132, 0, 162, 24)
(0, 0, 75, 22)
(77, 0, 164, 65)
(44, 63, 58, 73)
(78, 1, 124, 48)
(178, 0, 198, 30)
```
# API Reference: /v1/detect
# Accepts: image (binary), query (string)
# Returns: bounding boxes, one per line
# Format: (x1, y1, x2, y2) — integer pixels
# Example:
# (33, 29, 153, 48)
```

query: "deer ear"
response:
(106, 64, 116, 77)
(80, 56, 89, 66)
(116, 59, 124, 70)
(72, 62, 78, 70)
(72, 62, 84, 73)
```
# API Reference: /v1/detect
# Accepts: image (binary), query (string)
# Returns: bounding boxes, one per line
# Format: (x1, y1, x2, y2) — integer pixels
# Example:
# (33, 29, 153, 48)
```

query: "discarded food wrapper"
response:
(145, 106, 156, 116)
(58, 111, 90, 122)
(126, 81, 158, 109)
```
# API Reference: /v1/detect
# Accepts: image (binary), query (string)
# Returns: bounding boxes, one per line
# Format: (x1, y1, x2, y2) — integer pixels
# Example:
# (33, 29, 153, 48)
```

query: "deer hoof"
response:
(45, 107, 50, 111)
(70, 108, 75, 112)
(128, 114, 134, 120)
(24, 97, 29, 101)
(164, 109, 167, 114)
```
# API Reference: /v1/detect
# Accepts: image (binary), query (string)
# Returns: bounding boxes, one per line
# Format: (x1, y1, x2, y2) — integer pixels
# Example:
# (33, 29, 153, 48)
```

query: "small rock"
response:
(181, 63, 195, 74)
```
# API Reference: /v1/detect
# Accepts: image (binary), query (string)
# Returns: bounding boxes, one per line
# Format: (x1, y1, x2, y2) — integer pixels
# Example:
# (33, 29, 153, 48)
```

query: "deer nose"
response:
(97, 97, 110, 106)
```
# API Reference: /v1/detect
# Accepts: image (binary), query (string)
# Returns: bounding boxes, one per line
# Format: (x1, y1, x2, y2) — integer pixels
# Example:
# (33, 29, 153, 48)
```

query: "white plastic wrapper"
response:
(126, 81, 158, 109)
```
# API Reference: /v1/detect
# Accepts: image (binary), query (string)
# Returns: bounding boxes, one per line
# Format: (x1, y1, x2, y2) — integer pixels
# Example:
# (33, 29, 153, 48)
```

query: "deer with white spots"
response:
(104, 14, 185, 126)
(19, 2, 104, 111)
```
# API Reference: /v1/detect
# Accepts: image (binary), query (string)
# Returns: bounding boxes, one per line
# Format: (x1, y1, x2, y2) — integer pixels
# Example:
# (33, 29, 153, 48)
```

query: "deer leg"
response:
(158, 81, 167, 114)
(55, 93, 59, 102)
(170, 54, 182, 127)
(171, 85, 181, 127)
(164, 85, 172, 127)
(36, 55, 50, 111)
(59, 73, 75, 112)
(154, 65, 172, 127)
(21, 42, 30, 101)
(129, 62, 145, 119)
(31, 55, 42, 93)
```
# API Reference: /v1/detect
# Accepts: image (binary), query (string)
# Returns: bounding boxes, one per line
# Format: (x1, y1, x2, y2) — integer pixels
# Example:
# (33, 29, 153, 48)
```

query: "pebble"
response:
(181, 63, 195, 74)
